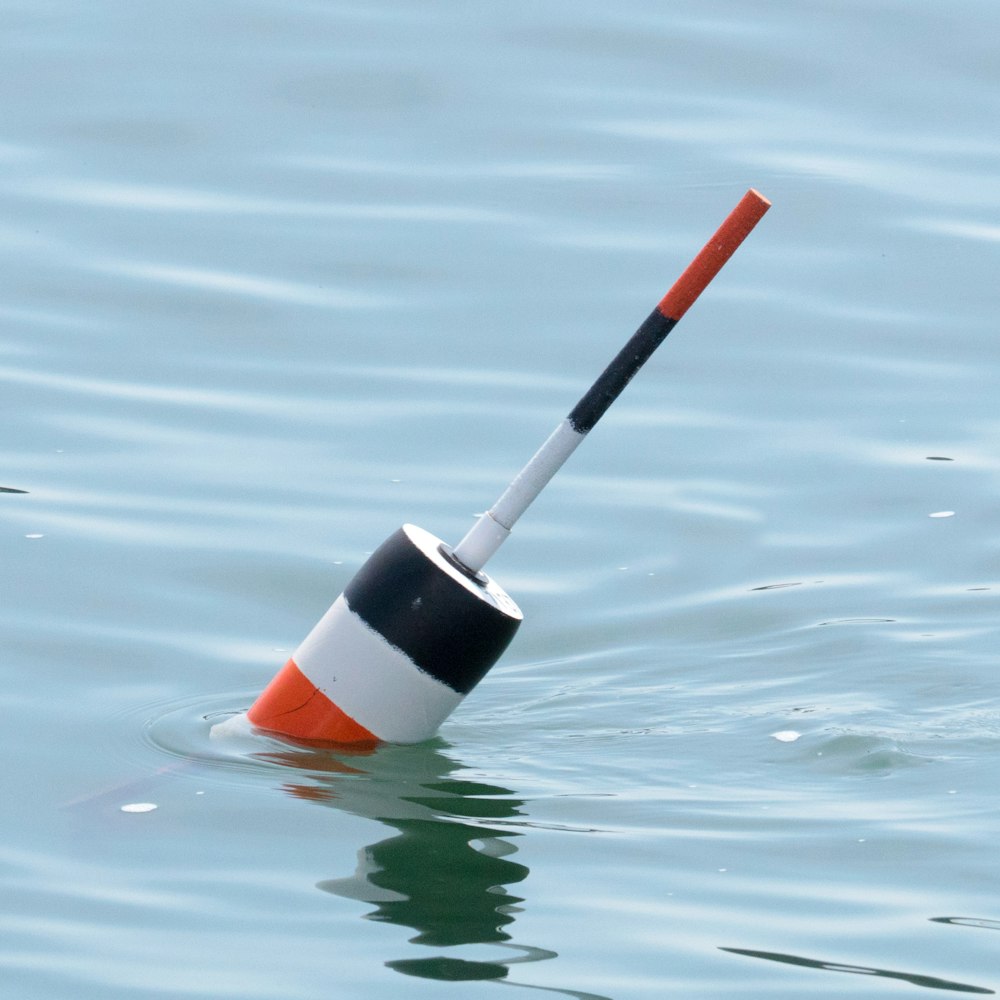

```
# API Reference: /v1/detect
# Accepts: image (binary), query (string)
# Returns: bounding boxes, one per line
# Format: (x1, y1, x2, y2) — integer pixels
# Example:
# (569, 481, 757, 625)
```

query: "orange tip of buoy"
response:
(658, 188, 770, 322)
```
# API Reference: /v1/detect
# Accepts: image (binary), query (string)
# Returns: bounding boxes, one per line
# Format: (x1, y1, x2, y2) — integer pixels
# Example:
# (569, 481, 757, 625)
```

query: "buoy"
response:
(241, 189, 771, 746)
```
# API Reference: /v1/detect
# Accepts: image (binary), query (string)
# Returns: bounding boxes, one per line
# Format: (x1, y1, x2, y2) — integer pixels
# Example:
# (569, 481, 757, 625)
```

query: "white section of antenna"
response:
(452, 418, 585, 573)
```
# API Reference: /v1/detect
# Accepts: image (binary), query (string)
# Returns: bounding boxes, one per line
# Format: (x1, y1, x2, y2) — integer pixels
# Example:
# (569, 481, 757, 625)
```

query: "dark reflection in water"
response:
(933, 917, 1000, 932)
(258, 742, 611, 999)
(720, 946, 994, 995)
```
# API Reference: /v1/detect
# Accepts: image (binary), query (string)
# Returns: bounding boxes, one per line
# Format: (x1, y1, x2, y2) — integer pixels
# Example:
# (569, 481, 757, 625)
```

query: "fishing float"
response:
(230, 189, 771, 747)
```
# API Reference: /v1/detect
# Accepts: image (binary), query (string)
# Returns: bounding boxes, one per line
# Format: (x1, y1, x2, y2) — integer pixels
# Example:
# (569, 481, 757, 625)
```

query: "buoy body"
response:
(247, 524, 522, 744)
(234, 190, 770, 748)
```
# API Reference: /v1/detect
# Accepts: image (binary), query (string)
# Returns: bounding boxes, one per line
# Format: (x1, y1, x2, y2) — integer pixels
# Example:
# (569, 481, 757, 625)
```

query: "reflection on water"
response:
(933, 918, 1000, 933)
(720, 947, 995, 995)
(257, 742, 610, 998)
(322, 812, 526, 950)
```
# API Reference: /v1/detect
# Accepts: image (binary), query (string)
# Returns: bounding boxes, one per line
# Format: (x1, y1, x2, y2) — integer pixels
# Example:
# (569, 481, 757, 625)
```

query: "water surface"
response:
(3, 1, 1000, 996)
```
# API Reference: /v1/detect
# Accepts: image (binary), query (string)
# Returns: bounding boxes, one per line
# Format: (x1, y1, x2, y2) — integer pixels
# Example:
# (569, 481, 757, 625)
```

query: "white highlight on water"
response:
(120, 802, 158, 813)
(771, 730, 801, 742)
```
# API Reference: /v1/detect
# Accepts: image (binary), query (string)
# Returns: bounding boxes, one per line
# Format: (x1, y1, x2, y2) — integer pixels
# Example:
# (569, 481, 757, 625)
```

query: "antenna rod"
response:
(451, 188, 771, 574)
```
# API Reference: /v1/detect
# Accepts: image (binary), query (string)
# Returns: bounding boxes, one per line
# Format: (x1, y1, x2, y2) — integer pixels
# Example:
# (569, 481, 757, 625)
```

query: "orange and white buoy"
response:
(246, 524, 521, 744)
(227, 190, 770, 746)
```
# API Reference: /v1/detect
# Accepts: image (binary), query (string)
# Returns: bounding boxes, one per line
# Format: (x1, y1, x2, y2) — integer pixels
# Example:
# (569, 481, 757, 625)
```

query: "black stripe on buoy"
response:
(567, 307, 678, 435)
(344, 527, 521, 694)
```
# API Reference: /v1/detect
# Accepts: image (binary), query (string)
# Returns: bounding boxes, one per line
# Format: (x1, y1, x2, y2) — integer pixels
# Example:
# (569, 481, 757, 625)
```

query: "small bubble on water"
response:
(120, 802, 157, 813)
(771, 730, 801, 742)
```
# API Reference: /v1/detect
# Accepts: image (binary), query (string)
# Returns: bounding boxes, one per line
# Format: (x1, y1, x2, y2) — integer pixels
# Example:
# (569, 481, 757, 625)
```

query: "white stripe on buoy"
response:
(291, 594, 464, 743)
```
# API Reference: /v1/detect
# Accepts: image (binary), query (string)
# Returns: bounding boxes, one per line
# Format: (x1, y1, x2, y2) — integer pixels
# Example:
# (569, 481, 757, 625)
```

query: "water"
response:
(3, 1, 1000, 996)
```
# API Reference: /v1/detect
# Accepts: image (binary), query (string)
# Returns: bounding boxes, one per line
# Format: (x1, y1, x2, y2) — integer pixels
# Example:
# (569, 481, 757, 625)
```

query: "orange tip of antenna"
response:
(658, 188, 771, 322)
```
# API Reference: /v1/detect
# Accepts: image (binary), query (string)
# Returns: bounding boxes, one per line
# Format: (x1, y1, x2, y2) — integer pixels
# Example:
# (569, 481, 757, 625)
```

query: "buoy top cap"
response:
(402, 524, 523, 620)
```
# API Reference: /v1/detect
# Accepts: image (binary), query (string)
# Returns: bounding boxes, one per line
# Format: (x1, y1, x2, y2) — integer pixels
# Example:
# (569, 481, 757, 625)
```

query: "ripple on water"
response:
(136, 693, 357, 783)
(808, 731, 933, 774)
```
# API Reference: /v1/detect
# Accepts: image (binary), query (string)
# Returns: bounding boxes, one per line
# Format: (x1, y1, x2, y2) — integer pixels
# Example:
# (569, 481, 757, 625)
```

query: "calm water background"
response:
(3, 1, 1000, 997)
